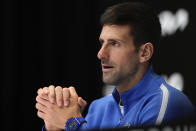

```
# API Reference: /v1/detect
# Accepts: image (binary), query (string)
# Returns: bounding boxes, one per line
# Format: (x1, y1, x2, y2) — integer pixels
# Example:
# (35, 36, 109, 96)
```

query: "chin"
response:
(103, 79, 116, 85)
(103, 73, 118, 83)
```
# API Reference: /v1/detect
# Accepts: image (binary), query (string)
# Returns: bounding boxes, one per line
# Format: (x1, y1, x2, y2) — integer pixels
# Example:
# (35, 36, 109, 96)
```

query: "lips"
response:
(102, 64, 114, 72)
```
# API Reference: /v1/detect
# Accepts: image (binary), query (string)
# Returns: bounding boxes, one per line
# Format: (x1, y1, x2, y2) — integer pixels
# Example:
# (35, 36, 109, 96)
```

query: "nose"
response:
(97, 45, 109, 60)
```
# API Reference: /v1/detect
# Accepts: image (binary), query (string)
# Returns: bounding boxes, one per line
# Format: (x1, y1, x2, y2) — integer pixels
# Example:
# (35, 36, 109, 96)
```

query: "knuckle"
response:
(43, 87, 49, 92)
(49, 85, 54, 89)
(49, 85, 55, 91)
(49, 85, 54, 88)
(37, 88, 41, 93)
(63, 88, 69, 93)
(43, 87, 48, 90)
(56, 86, 63, 95)
(37, 111, 40, 117)
(36, 96, 39, 102)
(35, 103, 39, 109)
(56, 86, 62, 90)
(40, 93, 45, 98)
(84, 101, 87, 105)
(83, 99, 87, 104)
(55, 86, 62, 93)
(37, 88, 42, 94)
(63, 90, 70, 100)
(37, 111, 44, 119)
(49, 86, 55, 95)
(69, 86, 75, 90)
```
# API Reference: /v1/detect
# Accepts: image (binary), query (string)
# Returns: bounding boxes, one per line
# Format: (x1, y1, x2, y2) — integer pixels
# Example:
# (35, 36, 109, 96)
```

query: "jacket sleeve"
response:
(79, 100, 99, 130)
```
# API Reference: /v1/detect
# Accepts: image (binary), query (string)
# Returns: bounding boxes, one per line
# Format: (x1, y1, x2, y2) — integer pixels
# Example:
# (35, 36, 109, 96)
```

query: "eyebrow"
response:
(99, 38, 126, 43)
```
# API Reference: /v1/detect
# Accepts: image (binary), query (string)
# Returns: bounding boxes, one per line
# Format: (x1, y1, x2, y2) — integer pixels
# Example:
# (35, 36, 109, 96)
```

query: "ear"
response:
(138, 42, 154, 63)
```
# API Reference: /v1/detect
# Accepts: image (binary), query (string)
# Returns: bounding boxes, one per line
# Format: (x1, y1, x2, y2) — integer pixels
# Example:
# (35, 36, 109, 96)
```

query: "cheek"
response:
(118, 52, 138, 68)
(110, 51, 124, 65)
(110, 47, 138, 65)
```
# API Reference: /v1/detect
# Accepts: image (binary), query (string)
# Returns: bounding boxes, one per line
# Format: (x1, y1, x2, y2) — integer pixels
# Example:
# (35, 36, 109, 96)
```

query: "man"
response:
(36, 2, 195, 131)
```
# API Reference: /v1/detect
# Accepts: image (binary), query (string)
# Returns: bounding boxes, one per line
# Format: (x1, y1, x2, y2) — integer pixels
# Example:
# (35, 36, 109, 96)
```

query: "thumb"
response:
(78, 97, 87, 112)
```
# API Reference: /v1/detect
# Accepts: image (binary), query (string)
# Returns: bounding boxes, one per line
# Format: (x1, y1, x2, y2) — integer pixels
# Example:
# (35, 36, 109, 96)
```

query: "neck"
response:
(117, 64, 149, 94)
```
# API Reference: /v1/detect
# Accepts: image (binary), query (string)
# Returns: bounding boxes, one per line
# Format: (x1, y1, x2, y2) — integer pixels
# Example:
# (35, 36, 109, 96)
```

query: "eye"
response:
(111, 41, 120, 47)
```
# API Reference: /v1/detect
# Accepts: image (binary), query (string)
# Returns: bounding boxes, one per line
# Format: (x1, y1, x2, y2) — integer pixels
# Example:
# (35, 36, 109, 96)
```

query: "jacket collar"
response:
(112, 66, 158, 115)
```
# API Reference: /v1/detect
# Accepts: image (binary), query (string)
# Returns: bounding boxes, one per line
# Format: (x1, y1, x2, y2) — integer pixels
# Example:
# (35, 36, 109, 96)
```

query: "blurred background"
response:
(2, 0, 196, 130)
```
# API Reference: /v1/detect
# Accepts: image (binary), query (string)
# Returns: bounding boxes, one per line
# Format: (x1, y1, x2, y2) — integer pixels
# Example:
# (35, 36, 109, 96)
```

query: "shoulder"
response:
(161, 82, 194, 109)
(161, 82, 195, 122)
(145, 74, 194, 110)
(156, 82, 194, 123)
(139, 81, 195, 125)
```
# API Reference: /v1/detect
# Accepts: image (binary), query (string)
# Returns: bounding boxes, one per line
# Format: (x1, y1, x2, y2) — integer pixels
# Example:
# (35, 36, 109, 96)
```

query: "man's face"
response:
(98, 24, 139, 86)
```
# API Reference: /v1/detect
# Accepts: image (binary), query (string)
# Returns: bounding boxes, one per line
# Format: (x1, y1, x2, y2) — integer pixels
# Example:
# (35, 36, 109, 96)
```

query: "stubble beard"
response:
(102, 62, 139, 86)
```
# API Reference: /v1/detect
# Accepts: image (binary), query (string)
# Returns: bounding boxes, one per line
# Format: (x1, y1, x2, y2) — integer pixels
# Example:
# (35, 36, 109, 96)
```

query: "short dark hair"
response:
(100, 2, 161, 63)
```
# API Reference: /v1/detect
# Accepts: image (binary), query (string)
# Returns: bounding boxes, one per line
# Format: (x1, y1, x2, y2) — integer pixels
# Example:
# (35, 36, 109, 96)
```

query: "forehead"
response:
(99, 24, 132, 41)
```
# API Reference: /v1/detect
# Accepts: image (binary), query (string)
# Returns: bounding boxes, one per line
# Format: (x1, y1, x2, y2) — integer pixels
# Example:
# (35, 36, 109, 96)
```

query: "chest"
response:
(98, 101, 143, 129)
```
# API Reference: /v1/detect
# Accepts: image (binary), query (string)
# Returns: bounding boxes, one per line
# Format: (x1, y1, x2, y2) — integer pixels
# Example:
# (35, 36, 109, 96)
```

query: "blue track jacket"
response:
(79, 66, 195, 130)
(42, 66, 195, 131)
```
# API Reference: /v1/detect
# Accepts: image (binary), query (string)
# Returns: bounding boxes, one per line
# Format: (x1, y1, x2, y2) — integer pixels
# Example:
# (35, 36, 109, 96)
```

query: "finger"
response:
(36, 102, 47, 113)
(37, 88, 48, 100)
(43, 87, 49, 95)
(37, 88, 49, 101)
(36, 96, 50, 106)
(55, 86, 63, 107)
(69, 86, 78, 100)
(63, 88, 70, 107)
(37, 88, 43, 95)
(78, 97, 87, 107)
(78, 97, 87, 111)
(49, 85, 55, 103)
(39, 93, 49, 101)
(37, 110, 45, 120)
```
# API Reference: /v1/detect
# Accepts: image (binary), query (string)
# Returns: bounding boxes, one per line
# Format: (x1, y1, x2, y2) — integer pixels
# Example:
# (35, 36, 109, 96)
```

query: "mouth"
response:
(102, 64, 114, 72)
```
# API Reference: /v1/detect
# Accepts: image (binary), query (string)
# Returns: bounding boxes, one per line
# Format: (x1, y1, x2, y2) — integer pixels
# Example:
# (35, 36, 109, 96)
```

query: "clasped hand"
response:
(35, 85, 87, 131)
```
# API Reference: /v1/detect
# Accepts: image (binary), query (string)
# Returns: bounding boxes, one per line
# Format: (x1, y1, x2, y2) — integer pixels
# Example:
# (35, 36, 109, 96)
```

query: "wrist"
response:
(65, 117, 86, 131)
